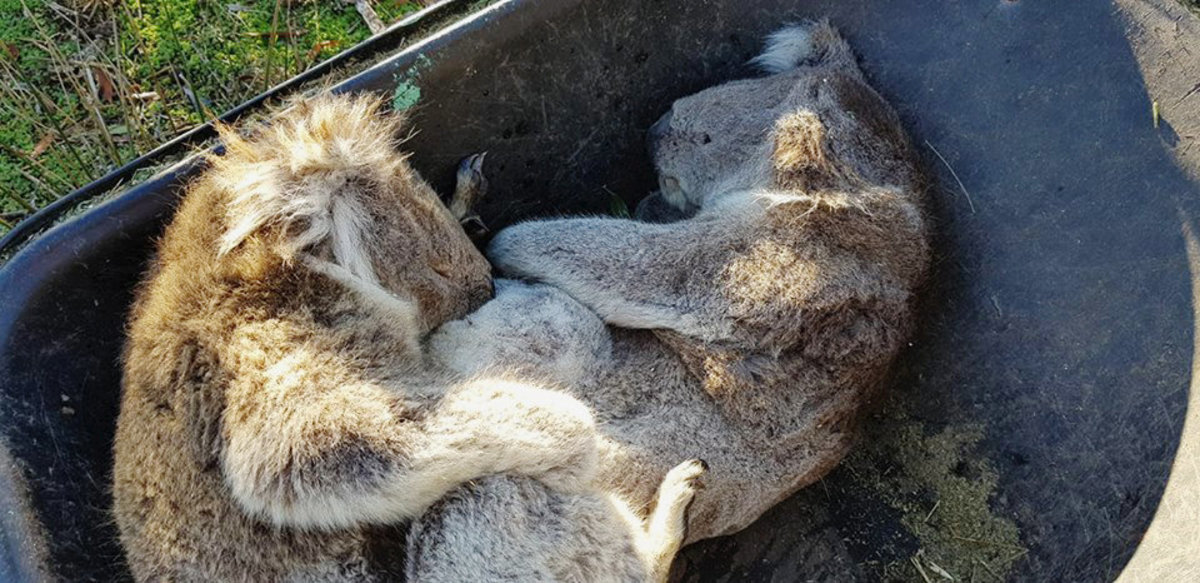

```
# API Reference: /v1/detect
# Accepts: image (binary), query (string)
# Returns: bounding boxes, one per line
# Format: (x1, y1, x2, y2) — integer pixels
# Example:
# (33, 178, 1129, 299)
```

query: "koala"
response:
(113, 94, 621, 581)
(419, 19, 931, 569)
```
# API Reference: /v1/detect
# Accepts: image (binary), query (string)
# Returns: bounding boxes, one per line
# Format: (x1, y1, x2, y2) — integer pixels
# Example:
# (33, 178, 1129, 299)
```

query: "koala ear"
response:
(771, 111, 858, 193)
(212, 93, 411, 283)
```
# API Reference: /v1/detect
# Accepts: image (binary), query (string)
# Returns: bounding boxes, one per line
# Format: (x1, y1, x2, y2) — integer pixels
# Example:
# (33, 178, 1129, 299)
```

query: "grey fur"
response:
(410, 19, 930, 580)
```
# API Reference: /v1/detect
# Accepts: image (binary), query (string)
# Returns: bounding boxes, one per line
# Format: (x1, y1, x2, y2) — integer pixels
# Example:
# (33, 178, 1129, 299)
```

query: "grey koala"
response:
(411, 19, 930, 581)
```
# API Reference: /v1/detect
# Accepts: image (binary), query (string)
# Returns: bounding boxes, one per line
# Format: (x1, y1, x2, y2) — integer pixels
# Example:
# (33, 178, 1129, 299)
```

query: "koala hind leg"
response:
(639, 459, 708, 583)
(406, 460, 707, 583)
(407, 476, 648, 582)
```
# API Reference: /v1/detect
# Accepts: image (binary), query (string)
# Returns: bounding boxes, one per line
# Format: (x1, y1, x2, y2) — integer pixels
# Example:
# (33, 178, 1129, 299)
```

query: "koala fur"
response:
(113, 94, 631, 581)
(114, 20, 928, 582)
(407, 459, 708, 583)
(423, 18, 930, 561)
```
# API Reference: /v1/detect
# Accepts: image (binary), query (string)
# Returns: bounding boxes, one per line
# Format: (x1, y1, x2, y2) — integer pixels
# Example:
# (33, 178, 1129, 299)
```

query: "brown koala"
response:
(113, 94, 616, 581)
(422, 20, 931, 569)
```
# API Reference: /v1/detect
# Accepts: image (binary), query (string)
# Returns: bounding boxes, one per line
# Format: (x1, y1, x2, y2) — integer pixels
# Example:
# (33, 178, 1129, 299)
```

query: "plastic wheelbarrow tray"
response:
(3, 0, 1200, 580)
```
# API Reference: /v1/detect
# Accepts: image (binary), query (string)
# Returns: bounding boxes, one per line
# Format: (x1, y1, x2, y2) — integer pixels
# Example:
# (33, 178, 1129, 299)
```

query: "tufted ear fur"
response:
(750, 20, 858, 75)
(212, 93, 411, 283)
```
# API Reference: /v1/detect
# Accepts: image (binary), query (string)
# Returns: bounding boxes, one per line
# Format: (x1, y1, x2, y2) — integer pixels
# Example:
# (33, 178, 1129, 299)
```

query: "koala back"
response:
(113, 94, 493, 581)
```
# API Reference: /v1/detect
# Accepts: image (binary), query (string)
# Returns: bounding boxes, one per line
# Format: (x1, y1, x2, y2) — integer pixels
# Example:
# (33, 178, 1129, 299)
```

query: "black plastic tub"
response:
(3, 0, 1200, 580)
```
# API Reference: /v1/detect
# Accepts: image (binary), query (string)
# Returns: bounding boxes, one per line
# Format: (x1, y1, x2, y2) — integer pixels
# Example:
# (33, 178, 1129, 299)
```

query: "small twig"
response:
(925, 140, 976, 214)
(975, 559, 1001, 582)
(105, 15, 155, 152)
(244, 30, 307, 39)
(1177, 81, 1200, 106)
(924, 499, 940, 523)
(170, 65, 212, 121)
(950, 533, 1025, 550)
(925, 558, 955, 581)
(911, 555, 934, 583)
(0, 143, 77, 192)
(0, 180, 37, 212)
(263, 0, 283, 90)
(352, 0, 387, 35)
(8, 164, 59, 204)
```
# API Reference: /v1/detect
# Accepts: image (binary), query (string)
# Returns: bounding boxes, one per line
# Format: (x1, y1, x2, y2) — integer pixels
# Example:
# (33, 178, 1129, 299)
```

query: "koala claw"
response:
(450, 152, 489, 222)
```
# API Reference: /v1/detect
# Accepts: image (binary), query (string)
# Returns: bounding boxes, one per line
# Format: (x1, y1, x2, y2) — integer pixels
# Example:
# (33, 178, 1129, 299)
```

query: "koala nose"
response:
(646, 111, 672, 158)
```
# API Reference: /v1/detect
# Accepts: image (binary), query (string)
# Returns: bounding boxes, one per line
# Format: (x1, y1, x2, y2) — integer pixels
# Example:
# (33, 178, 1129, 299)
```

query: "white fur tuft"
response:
(213, 94, 410, 283)
(751, 24, 817, 74)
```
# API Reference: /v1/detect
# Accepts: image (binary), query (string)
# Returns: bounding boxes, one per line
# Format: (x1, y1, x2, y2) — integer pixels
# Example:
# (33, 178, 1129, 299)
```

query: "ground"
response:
(0, 0, 426, 232)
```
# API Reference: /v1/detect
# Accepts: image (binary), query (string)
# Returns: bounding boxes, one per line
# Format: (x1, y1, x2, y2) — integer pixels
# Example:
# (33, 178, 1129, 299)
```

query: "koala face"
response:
(647, 73, 801, 208)
(367, 175, 494, 333)
(211, 92, 495, 334)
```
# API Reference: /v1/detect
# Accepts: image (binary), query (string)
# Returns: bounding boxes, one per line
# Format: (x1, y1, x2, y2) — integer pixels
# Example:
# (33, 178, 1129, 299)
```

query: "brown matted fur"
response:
(114, 94, 623, 581)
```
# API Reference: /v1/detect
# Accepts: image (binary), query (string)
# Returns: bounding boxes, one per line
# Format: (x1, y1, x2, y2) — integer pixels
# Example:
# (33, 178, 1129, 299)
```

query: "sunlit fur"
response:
(114, 94, 611, 581)
(449, 19, 931, 559)
(115, 20, 930, 581)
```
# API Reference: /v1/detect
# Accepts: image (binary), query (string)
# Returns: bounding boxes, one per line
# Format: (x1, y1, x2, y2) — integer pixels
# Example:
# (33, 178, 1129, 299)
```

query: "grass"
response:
(0, 0, 427, 232)
(844, 399, 1026, 582)
(2, 1, 1196, 235)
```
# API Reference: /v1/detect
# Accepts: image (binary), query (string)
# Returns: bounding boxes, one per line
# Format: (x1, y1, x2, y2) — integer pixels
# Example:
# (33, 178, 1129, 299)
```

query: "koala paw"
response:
(654, 459, 707, 537)
(662, 459, 708, 499)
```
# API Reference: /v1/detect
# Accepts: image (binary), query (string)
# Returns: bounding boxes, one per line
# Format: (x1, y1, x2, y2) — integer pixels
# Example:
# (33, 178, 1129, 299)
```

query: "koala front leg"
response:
(487, 215, 737, 342)
(220, 343, 598, 531)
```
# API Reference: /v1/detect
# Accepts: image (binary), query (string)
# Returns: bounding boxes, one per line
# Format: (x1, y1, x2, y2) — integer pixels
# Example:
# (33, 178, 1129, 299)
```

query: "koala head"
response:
(367, 175, 494, 332)
(647, 73, 801, 209)
(213, 93, 493, 331)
